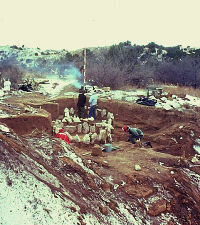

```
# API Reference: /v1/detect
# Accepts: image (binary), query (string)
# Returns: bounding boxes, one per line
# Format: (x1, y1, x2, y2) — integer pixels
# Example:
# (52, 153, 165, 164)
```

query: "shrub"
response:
(0, 58, 24, 88)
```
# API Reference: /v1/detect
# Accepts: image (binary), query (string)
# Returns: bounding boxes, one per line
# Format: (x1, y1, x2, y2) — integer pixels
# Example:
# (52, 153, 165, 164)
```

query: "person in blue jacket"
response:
(88, 88, 98, 119)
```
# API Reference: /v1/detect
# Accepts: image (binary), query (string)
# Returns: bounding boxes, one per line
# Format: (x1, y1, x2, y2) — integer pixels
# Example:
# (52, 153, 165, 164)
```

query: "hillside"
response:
(1, 42, 200, 90)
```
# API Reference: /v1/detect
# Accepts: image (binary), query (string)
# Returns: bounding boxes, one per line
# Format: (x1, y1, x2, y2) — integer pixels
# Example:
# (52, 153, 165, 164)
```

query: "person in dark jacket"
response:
(77, 89, 86, 118)
(123, 125, 144, 144)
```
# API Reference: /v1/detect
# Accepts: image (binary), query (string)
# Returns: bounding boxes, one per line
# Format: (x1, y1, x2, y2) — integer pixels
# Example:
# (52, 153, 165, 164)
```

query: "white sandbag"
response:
(69, 107, 75, 115)
(77, 124, 82, 133)
(108, 118, 112, 125)
(73, 134, 81, 143)
(91, 133, 98, 144)
(3, 80, 11, 91)
(90, 125, 96, 133)
(73, 116, 81, 123)
(98, 129, 107, 144)
(107, 112, 114, 120)
(107, 133, 113, 142)
(66, 116, 72, 124)
(64, 108, 69, 113)
(82, 134, 90, 144)
(83, 122, 90, 134)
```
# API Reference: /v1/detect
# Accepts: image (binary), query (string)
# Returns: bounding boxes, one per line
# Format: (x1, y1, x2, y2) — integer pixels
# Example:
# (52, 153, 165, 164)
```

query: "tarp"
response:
(136, 97, 157, 106)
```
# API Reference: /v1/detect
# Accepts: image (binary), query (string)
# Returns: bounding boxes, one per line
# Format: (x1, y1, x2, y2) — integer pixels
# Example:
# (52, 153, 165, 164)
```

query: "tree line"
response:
(72, 41, 200, 89)
(1, 42, 200, 89)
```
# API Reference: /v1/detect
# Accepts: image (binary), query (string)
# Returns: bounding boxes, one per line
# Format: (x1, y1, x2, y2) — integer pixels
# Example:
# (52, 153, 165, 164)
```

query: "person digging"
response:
(123, 125, 144, 145)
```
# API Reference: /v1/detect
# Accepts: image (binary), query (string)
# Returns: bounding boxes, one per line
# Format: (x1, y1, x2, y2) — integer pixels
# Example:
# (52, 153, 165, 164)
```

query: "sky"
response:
(0, 0, 200, 51)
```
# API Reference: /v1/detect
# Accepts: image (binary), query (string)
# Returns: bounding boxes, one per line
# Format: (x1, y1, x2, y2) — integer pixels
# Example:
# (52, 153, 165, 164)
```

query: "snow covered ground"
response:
(38, 78, 76, 97)
(38, 78, 200, 112)
(0, 164, 82, 225)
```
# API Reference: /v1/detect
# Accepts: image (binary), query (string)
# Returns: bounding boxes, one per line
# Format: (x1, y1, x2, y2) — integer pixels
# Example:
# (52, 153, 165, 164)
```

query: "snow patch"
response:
(0, 164, 80, 225)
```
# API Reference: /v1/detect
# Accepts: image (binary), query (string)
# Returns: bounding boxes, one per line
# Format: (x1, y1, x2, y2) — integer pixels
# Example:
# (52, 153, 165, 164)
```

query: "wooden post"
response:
(83, 49, 86, 89)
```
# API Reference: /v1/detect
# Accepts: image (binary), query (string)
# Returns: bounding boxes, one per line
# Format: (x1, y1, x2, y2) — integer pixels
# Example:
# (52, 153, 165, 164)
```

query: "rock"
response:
(124, 184, 154, 198)
(70, 207, 77, 212)
(77, 124, 82, 133)
(193, 145, 200, 155)
(101, 181, 111, 192)
(6, 176, 12, 186)
(102, 87, 110, 92)
(95, 123, 102, 128)
(83, 122, 89, 134)
(107, 112, 114, 120)
(101, 109, 107, 118)
(99, 205, 108, 216)
(134, 164, 141, 171)
(109, 200, 118, 212)
(65, 125, 76, 134)
(0, 89, 4, 97)
(91, 145, 102, 156)
(0, 124, 10, 133)
(191, 155, 199, 163)
(88, 178, 98, 190)
(147, 199, 167, 216)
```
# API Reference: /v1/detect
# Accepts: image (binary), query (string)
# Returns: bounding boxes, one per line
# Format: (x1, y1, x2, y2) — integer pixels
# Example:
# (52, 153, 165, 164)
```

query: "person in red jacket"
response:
(56, 128, 70, 144)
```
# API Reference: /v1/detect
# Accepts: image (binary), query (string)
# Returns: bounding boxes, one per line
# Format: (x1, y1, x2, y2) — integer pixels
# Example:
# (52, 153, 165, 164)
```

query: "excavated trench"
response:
(0, 93, 200, 224)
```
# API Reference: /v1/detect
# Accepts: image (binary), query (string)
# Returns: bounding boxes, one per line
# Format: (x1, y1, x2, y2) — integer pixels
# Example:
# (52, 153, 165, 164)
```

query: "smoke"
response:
(2, 52, 84, 89)
(64, 64, 83, 89)
(35, 60, 83, 89)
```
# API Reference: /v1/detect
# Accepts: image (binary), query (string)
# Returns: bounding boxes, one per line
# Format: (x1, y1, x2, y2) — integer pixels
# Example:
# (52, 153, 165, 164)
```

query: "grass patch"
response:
(162, 85, 200, 98)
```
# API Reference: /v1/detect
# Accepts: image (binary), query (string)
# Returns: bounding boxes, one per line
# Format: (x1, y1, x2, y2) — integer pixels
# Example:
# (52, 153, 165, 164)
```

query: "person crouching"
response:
(123, 125, 144, 144)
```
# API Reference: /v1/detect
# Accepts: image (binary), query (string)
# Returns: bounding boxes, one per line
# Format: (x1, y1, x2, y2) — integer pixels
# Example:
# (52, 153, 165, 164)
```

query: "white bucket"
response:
(104, 144, 112, 152)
